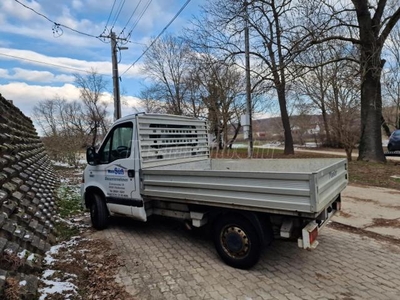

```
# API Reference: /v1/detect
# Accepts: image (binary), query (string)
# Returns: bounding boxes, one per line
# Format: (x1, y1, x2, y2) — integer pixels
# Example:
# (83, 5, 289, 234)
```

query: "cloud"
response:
(0, 47, 145, 78)
(72, 0, 83, 10)
(0, 81, 142, 119)
(0, 82, 81, 116)
(1, 0, 43, 21)
(0, 68, 75, 83)
(121, 95, 142, 109)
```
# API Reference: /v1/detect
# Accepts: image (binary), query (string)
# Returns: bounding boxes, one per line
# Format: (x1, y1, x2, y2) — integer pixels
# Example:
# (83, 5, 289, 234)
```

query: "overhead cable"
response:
(104, 0, 118, 32)
(0, 52, 109, 75)
(13, 0, 101, 39)
(121, 0, 192, 76)
(110, 0, 126, 30)
(118, 0, 143, 38)
(126, 0, 152, 38)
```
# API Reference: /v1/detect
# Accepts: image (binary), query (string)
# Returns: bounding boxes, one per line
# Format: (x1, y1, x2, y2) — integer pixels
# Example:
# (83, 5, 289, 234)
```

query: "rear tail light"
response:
(309, 226, 319, 245)
(299, 221, 319, 249)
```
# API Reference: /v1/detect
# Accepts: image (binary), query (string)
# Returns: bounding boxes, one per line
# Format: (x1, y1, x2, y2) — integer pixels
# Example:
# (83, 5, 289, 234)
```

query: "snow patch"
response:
(27, 253, 37, 262)
(39, 280, 78, 300)
(42, 270, 56, 279)
(19, 280, 27, 286)
(18, 249, 28, 259)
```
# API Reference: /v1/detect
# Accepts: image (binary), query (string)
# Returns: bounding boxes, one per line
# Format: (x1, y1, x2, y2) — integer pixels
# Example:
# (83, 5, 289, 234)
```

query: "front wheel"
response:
(213, 215, 261, 269)
(90, 194, 109, 230)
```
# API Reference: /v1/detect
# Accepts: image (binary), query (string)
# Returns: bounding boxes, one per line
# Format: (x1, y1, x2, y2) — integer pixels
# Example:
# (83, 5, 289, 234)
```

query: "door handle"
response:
(128, 170, 135, 178)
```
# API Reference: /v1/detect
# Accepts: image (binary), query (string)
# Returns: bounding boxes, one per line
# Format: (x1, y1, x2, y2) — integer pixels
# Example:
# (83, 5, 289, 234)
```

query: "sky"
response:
(0, 0, 202, 119)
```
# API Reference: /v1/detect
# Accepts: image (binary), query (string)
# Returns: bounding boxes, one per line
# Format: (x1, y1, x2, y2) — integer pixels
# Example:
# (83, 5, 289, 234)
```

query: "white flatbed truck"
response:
(81, 114, 348, 269)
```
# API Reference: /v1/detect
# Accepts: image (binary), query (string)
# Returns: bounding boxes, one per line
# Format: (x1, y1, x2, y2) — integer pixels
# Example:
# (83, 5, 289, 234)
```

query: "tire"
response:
(388, 144, 393, 152)
(90, 194, 109, 230)
(212, 215, 261, 269)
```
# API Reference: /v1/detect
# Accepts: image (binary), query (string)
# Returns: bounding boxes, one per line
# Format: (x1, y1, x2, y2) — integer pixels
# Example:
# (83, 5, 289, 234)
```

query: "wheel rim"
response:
(220, 225, 250, 259)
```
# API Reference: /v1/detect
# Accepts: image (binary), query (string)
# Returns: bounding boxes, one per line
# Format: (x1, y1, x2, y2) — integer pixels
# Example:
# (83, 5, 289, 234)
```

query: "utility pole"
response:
(244, 1, 253, 158)
(101, 31, 128, 121)
(110, 31, 121, 121)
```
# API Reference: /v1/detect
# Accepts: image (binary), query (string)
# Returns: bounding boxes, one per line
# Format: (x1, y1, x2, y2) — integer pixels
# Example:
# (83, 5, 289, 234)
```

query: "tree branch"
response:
(378, 6, 400, 45)
(311, 35, 361, 45)
(372, 0, 387, 28)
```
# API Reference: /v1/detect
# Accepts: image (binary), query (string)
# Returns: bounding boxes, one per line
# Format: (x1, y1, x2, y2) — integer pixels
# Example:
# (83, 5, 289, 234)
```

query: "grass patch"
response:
(54, 222, 80, 241)
(348, 160, 400, 190)
(56, 184, 83, 218)
(55, 184, 83, 241)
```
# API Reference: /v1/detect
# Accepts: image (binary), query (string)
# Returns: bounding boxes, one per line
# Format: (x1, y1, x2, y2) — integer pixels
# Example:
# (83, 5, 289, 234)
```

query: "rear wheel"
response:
(90, 194, 109, 230)
(213, 215, 261, 269)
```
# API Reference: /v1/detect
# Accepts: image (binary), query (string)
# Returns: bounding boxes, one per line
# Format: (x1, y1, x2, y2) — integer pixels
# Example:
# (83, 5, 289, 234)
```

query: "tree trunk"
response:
(357, 59, 386, 162)
(228, 123, 241, 149)
(277, 86, 294, 155)
(381, 115, 391, 137)
(91, 122, 98, 147)
(321, 109, 332, 146)
(345, 147, 353, 162)
(353, 0, 386, 163)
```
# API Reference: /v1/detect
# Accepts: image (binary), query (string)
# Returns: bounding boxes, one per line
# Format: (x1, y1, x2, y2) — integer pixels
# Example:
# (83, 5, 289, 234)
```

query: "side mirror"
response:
(86, 146, 99, 166)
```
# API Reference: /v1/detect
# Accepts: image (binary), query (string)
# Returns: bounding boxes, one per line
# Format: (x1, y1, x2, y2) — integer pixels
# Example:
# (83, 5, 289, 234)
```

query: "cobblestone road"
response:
(91, 217, 400, 300)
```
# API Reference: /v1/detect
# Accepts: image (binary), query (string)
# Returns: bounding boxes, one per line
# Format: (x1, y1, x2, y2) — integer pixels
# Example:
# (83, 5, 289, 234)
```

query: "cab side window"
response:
(98, 122, 133, 164)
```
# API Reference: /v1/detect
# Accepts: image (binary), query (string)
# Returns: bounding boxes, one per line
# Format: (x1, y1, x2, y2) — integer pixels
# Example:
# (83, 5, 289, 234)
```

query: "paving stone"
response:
(90, 219, 400, 300)
(2, 167, 17, 177)
(0, 237, 7, 253)
(12, 191, 24, 202)
(0, 158, 7, 168)
(18, 274, 38, 299)
(0, 189, 8, 203)
(1, 201, 17, 217)
(0, 172, 7, 185)
(4, 241, 20, 254)
(0, 213, 6, 228)
(0, 269, 7, 292)
(19, 185, 30, 193)
(2, 182, 17, 194)
(2, 220, 17, 239)
(11, 177, 24, 187)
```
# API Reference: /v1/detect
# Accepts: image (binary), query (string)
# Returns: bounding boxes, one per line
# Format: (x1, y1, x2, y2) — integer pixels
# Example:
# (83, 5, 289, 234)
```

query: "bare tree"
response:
(33, 71, 110, 164)
(33, 97, 65, 137)
(141, 34, 192, 115)
(138, 86, 168, 114)
(187, 0, 316, 155)
(32, 97, 88, 166)
(303, 0, 400, 162)
(74, 70, 109, 146)
(189, 53, 246, 149)
(294, 43, 337, 146)
(326, 60, 361, 161)
(382, 24, 400, 131)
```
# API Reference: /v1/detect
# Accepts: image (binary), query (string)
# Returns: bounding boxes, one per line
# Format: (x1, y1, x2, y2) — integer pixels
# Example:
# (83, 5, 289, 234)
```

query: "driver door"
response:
(92, 121, 146, 221)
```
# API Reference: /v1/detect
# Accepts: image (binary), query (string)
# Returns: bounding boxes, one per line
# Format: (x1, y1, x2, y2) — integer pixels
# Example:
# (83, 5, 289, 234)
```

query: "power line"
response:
(121, 0, 192, 76)
(126, 0, 152, 39)
(118, 0, 143, 38)
(13, 0, 101, 39)
(104, 0, 118, 32)
(0, 52, 109, 75)
(110, 0, 126, 30)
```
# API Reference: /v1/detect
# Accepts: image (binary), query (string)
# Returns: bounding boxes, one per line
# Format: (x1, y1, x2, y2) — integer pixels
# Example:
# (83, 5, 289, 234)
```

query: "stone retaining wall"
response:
(0, 94, 58, 299)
